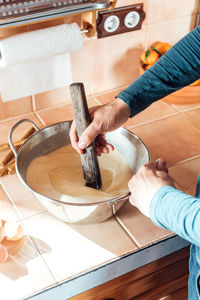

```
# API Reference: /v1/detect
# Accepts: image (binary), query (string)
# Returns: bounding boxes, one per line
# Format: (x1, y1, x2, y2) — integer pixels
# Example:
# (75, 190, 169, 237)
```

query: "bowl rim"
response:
(15, 121, 150, 207)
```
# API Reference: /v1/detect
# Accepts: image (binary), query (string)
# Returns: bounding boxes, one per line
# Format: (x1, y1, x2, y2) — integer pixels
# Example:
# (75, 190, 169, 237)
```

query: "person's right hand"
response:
(128, 159, 174, 217)
(69, 98, 131, 156)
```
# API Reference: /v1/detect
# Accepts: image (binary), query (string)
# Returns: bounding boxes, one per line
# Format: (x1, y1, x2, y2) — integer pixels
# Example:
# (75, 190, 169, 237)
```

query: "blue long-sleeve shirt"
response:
(117, 26, 200, 299)
(150, 186, 200, 247)
(118, 26, 200, 117)
(150, 186, 200, 299)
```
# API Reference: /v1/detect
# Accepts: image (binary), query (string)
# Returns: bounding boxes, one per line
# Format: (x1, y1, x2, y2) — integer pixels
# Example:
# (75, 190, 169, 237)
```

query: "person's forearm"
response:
(118, 26, 200, 117)
(150, 186, 200, 247)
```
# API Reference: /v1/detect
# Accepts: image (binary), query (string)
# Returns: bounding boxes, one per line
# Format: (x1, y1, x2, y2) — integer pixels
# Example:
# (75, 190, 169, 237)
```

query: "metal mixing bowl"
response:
(9, 119, 150, 224)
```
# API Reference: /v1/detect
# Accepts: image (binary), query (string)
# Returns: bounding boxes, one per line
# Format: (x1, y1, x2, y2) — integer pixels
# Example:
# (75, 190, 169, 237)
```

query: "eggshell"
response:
(0, 220, 5, 242)
(4, 221, 24, 241)
(0, 244, 8, 263)
(1, 237, 24, 255)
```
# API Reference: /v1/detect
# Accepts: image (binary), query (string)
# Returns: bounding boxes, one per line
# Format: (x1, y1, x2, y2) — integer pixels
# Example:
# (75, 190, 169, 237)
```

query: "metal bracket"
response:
(0, 0, 110, 29)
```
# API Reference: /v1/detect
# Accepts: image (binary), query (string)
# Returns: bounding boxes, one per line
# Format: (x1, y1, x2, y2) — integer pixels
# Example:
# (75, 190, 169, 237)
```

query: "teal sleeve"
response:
(117, 26, 200, 117)
(150, 186, 200, 247)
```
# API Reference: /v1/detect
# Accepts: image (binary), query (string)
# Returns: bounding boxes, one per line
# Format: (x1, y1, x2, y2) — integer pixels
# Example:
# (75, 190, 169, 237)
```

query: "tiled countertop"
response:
(0, 93, 198, 300)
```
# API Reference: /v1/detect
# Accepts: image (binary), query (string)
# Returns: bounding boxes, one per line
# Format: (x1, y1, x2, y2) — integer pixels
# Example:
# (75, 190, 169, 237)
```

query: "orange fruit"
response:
(140, 49, 159, 66)
(145, 64, 154, 70)
(153, 42, 171, 54)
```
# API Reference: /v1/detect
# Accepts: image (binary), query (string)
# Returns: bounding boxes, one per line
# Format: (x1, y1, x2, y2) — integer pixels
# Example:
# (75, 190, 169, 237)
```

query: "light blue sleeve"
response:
(150, 186, 200, 247)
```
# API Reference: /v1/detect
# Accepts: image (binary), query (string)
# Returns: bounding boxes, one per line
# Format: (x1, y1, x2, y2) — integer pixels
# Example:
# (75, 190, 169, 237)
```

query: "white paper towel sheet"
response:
(0, 54, 72, 101)
(0, 23, 82, 102)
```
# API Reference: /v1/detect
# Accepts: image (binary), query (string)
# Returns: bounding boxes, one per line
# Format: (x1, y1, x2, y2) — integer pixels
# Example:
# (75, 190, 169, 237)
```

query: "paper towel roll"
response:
(0, 23, 82, 102)
(0, 23, 83, 68)
(0, 54, 72, 102)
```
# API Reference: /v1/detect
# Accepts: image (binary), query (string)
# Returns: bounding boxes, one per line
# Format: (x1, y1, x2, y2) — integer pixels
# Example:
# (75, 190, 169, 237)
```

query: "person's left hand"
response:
(128, 159, 174, 217)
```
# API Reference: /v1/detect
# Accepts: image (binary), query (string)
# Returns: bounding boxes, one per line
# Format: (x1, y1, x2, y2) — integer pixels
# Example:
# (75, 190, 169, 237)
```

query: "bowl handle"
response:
(8, 118, 40, 157)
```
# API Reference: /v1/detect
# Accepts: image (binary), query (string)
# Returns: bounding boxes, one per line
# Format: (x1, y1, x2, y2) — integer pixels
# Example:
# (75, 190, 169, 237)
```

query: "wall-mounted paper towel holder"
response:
(0, 0, 110, 30)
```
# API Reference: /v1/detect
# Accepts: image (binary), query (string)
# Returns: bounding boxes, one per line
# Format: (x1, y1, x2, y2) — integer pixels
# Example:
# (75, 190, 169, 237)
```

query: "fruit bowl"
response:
(139, 42, 200, 105)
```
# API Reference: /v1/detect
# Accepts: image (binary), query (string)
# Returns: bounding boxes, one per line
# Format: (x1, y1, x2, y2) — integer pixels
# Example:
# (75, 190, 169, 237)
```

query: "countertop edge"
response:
(24, 235, 190, 300)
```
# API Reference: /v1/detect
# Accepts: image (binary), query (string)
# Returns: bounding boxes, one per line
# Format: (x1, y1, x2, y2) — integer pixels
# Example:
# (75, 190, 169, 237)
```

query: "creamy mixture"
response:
(26, 145, 132, 204)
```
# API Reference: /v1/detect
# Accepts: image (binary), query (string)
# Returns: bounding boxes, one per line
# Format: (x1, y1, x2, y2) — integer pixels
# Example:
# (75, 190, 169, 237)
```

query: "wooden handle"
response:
(70, 82, 102, 190)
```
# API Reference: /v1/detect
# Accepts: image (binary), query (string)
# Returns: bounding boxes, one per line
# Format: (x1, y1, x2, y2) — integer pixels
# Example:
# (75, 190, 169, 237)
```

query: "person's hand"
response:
(69, 98, 130, 156)
(128, 159, 174, 217)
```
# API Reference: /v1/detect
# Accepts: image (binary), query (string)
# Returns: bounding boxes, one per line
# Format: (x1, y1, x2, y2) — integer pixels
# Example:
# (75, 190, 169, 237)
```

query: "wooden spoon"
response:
(70, 82, 102, 190)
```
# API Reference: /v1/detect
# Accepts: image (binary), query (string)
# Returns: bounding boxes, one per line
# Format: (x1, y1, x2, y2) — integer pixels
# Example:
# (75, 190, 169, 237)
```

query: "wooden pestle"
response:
(70, 82, 102, 190)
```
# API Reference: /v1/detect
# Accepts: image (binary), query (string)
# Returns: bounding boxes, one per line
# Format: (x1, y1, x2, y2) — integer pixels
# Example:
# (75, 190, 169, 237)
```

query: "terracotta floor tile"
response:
(69, 217, 137, 256)
(0, 231, 55, 300)
(116, 202, 173, 248)
(0, 185, 19, 221)
(96, 91, 177, 128)
(37, 104, 74, 126)
(0, 113, 42, 145)
(95, 89, 122, 105)
(171, 102, 200, 112)
(37, 98, 99, 126)
(34, 86, 71, 111)
(0, 96, 33, 121)
(124, 100, 177, 128)
(23, 213, 137, 282)
(131, 115, 200, 167)
(0, 174, 46, 219)
(169, 157, 200, 196)
(183, 108, 200, 129)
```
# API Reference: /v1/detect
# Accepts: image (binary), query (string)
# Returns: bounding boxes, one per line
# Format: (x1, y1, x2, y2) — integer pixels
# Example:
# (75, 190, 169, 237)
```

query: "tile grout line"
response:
(126, 112, 179, 130)
(0, 100, 72, 124)
(171, 103, 200, 113)
(178, 110, 200, 130)
(114, 214, 141, 248)
(173, 180, 191, 196)
(175, 182, 190, 196)
(33, 100, 72, 113)
(0, 111, 39, 124)
(0, 179, 48, 221)
(114, 214, 174, 250)
(0, 189, 58, 282)
(142, 232, 175, 247)
(21, 218, 58, 284)
(93, 96, 103, 105)
(32, 95, 36, 112)
(146, 1, 151, 30)
(34, 111, 46, 127)
(20, 211, 48, 222)
(0, 181, 23, 220)
(90, 36, 94, 96)
(147, 13, 198, 27)
(126, 103, 200, 131)
(92, 85, 128, 98)
(172, 154, 200, 166)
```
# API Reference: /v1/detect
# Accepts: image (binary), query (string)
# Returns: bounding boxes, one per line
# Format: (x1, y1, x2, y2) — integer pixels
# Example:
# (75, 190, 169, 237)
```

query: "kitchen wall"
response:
(0, 0, 199, 121)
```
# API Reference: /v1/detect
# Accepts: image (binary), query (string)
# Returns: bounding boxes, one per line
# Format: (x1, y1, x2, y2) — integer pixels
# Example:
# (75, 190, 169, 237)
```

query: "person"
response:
(70, 26, 200, 299)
